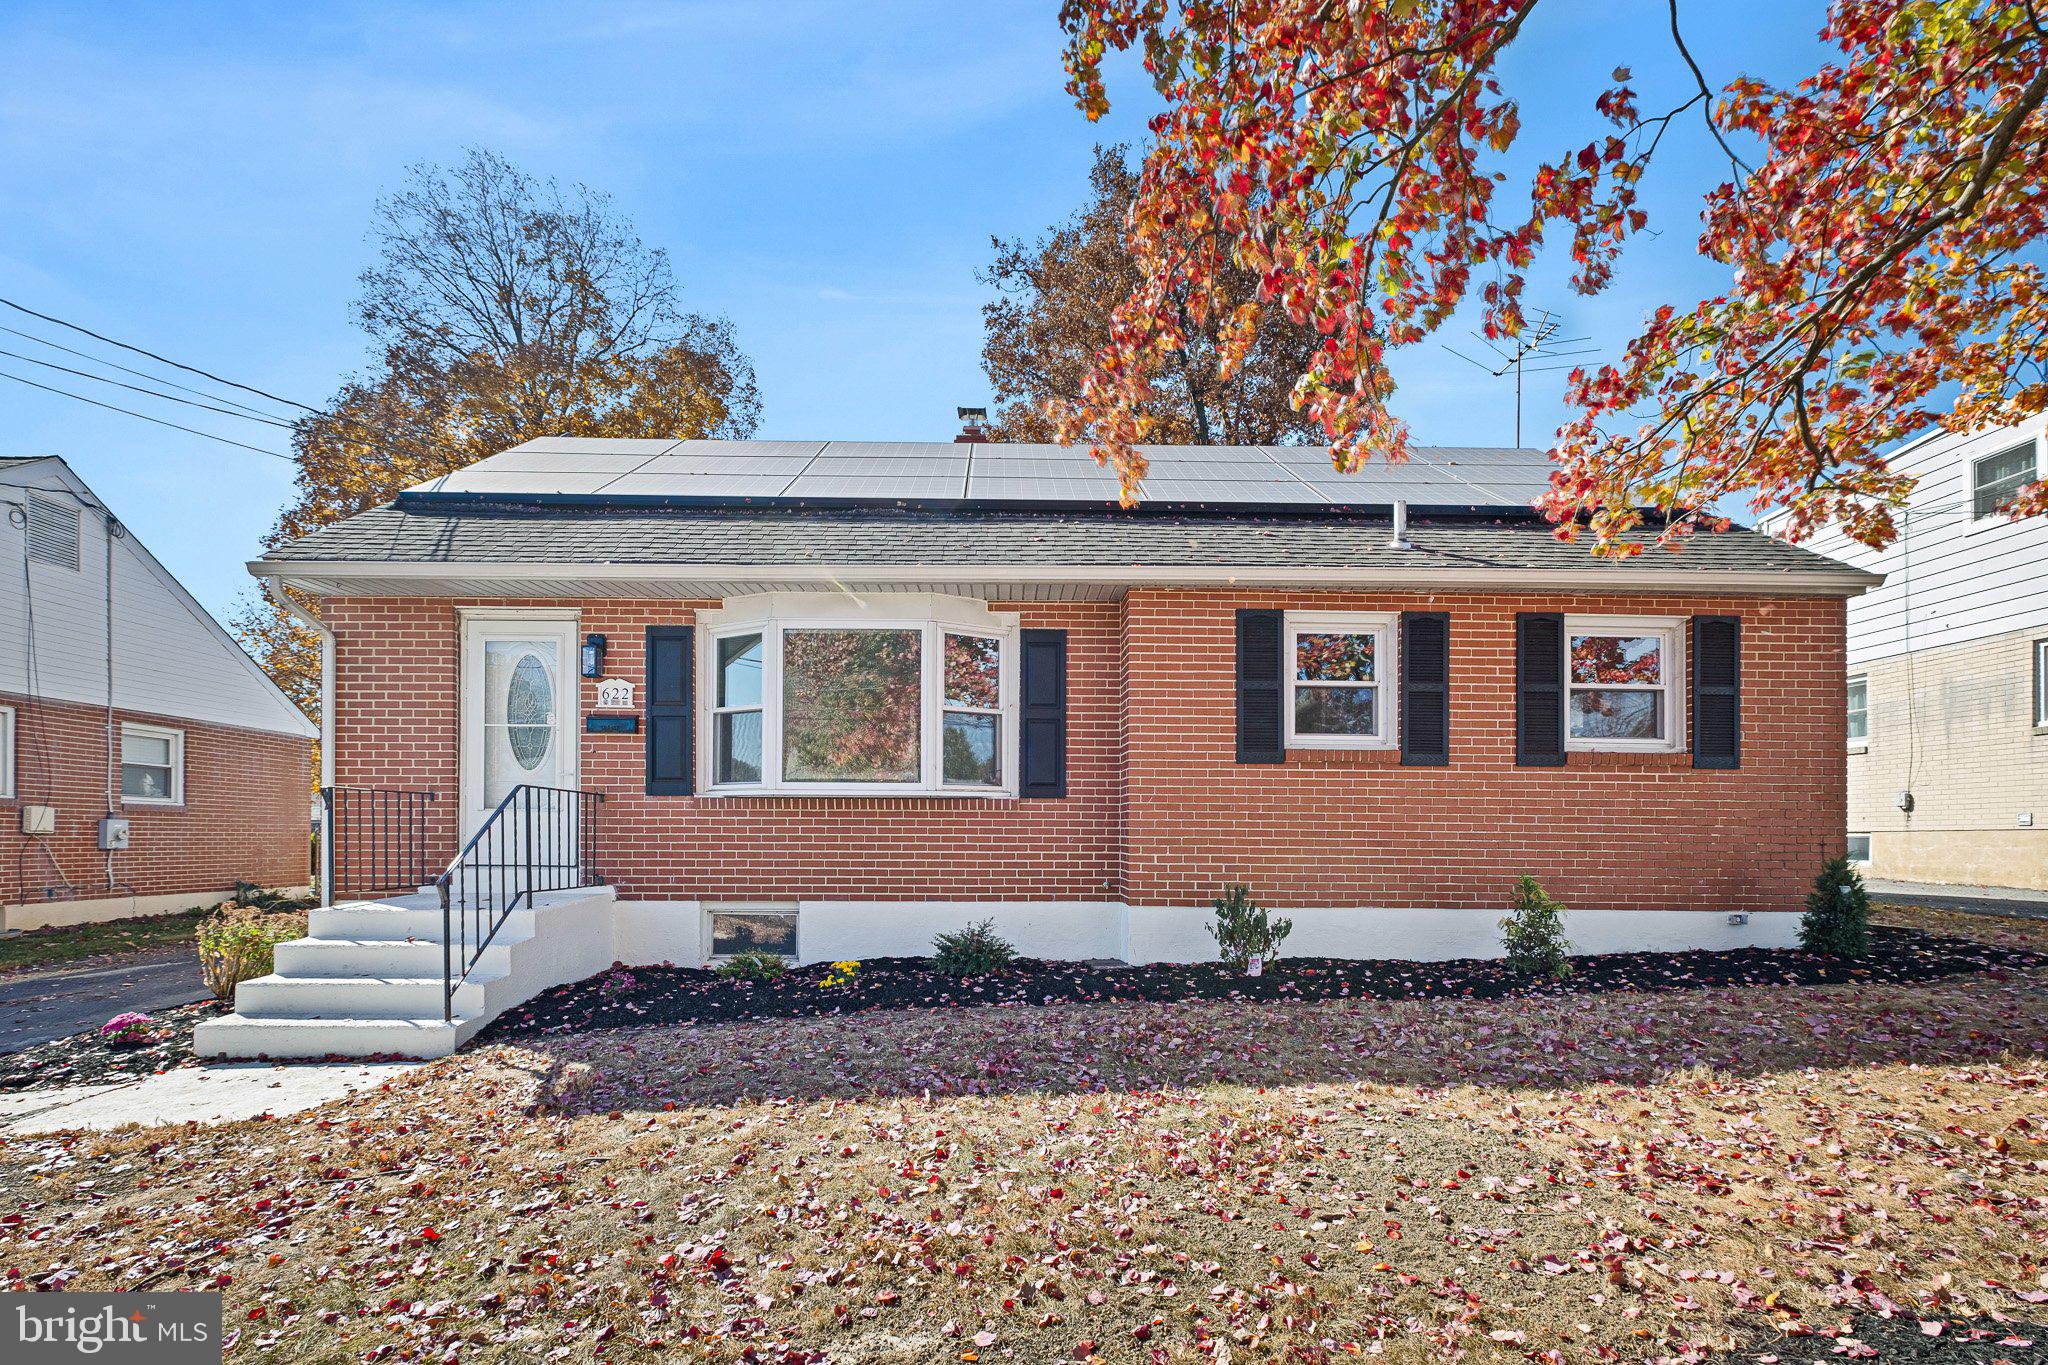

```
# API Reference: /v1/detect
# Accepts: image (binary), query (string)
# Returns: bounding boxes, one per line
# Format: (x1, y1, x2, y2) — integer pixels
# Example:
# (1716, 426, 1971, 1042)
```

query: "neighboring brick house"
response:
(1, 456, 317, 929)
(1769, 418, 2048, 890)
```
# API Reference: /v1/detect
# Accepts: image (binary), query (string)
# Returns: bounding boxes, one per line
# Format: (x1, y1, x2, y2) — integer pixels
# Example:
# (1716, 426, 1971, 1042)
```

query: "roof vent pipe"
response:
(1389, 499, 1413, 550)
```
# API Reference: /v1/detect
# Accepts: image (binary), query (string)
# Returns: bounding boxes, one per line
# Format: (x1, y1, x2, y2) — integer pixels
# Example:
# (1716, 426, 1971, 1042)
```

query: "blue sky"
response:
(0, 0, 1830, 621)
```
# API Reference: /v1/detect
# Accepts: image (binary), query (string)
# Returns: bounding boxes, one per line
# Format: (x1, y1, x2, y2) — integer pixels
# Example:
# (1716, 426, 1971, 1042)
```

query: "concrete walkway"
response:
(0, 1060, 419, 1135)
(1869, 878, 2048, 922)
(0, 949, 209, 1055)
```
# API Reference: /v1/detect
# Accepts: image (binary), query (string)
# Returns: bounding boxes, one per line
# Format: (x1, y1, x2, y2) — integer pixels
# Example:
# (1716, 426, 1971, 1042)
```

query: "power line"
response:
(0, 323, 292, 422)
(0, 347, 299, 430)
(0, 295, 323, 416)
(0, 297, 472, 473)
(0, 370, 295, 462)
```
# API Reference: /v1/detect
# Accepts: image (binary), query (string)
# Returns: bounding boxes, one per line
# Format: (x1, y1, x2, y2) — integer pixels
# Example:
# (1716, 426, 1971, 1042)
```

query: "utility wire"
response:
(0, 370, 295, 462)
(0, 323, 291, 422)
(0, 347, 299, 430)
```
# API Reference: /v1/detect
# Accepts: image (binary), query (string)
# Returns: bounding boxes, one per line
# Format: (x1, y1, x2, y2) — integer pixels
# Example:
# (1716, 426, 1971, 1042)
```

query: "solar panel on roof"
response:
(401, 437, 1555, 508)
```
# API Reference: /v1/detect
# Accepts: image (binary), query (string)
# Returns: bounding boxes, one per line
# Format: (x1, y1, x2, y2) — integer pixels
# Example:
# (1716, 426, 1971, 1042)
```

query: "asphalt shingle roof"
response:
(264, 504, 1859, 579)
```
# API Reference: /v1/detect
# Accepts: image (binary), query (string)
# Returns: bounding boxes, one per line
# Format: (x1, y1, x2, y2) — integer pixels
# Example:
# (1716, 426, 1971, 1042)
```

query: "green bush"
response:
(1208, 883, 1292, 971)
(716, 949, 788, 981)
(1500, 875, 1573, 980)
(931, 919, 1017, 976)
(1800, 857, 1871, 956)
(196, 908, 305, 1001)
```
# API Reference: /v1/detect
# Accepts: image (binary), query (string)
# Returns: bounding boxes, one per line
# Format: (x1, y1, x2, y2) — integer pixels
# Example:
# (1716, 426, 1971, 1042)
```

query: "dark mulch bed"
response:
(0, 999, 225, 1093)
(1743, 1314, 2045, 1362)
(484, 925, 2044, 1040)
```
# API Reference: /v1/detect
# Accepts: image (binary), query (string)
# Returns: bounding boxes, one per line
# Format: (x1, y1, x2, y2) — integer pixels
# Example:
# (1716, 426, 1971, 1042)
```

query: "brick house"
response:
(196, 435, 1877, 1059)
(1, 456, 317, 930)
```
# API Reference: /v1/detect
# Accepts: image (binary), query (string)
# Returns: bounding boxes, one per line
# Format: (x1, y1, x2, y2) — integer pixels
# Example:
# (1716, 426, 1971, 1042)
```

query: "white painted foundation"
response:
(611, 899, 1802, 968)
(4, 885, 313, 932)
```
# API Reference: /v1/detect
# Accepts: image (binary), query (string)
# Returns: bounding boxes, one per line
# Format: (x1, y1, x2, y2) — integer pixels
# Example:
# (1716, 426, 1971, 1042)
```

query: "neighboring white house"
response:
(1771, 418, 2048, 889)
(1, 455, 317, 927)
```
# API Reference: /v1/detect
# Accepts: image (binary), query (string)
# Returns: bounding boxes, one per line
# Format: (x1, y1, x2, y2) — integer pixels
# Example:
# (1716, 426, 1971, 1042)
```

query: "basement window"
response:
(707, 905, 798, 959)
(1846, 834, 1872, 864)
(698, 593, 1018, 797)
(1563, 616, 1686, 754)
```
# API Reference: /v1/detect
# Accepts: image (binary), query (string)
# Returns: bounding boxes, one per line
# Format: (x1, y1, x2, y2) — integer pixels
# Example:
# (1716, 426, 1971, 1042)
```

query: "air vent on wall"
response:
(26, 492, 80, 571)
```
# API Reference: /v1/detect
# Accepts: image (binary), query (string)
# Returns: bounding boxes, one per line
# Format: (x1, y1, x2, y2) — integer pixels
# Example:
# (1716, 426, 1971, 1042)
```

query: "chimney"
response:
(955, 406, 989, 443)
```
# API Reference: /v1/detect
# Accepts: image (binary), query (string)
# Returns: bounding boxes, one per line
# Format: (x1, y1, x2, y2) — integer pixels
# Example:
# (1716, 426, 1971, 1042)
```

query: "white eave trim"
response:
(250, 557, 1882, 597)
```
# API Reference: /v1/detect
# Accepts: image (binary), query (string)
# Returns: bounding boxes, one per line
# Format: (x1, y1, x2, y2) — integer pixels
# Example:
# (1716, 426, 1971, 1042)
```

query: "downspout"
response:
(263, 577, 334, 894)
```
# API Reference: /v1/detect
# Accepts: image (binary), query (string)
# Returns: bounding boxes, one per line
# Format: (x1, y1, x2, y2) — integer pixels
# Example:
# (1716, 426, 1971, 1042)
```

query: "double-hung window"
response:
(1563, 616, 1685, 753)
(0, 704, 14, 799)
(1846, 675, 1870, 745)
(1972, 442, 2037, 520)
(120, 722, 184, 804)
(700, 594, 1019, 796)
(1284, 612, 1397, 749)
(2035, 639, 2048, 729)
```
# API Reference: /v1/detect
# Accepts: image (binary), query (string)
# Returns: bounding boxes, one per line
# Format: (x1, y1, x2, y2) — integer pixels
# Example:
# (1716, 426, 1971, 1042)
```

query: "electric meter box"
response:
(97, 816, 131, 851)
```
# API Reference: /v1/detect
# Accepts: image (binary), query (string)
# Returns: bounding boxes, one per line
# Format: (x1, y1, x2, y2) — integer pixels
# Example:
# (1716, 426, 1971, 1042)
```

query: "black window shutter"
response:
(1515, 612, 1566, 767)
(645, 625, 695, 795)
(1019, 629, 1068, 798)
(1236, 609, 1285, 763)
(1692, 614, 1741, 769)
(1400, 611, 1451, 766)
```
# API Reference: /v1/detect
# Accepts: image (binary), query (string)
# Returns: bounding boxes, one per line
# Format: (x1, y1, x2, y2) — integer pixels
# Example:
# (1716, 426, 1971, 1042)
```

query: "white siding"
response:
(1783, 415, 2048, 667)
(0, 458, 316, 738)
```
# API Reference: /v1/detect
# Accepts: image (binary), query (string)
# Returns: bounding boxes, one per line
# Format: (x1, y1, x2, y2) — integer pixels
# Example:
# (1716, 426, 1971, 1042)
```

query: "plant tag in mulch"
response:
(1246, 956, 1264, 978)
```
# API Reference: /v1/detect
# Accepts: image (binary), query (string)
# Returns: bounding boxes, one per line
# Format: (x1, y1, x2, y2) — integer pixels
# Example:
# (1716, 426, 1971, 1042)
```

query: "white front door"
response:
(459, 615, 579, 845)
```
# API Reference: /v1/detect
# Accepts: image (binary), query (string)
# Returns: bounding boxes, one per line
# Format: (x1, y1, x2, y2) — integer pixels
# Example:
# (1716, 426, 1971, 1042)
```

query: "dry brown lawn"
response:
(2, 905, 2045, 1363)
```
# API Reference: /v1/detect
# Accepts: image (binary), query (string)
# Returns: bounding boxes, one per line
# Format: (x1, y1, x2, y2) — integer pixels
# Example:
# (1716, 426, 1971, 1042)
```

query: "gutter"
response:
(249, 557, 1884, 598)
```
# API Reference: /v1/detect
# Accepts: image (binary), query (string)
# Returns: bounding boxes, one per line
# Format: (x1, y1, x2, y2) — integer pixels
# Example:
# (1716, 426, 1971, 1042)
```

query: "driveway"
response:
(0, 949, 210, 1054)
(1869, 878, 2048, 922)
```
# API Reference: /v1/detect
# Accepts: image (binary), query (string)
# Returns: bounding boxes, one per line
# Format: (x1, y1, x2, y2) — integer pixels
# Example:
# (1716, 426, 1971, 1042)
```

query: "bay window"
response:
(700, 594, 1018, 796)
(1284, 612, 1397, 749)
(1563, 616, 1685, 753)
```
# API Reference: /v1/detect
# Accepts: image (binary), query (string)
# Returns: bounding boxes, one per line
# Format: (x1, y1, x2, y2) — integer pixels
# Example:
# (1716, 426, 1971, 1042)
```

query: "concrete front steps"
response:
(193, 886, 617, 1060)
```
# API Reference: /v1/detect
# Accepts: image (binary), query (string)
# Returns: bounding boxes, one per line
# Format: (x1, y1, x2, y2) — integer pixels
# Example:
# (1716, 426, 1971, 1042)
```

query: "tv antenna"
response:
(1441, 308, 1597, 446)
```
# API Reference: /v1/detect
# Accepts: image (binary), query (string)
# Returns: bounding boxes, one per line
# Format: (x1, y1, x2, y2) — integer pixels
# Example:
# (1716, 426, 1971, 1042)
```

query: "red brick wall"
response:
(323, 589, 1846, 913)
(1122, 589, 1846, 912)
(324, 598, 1124, 901)
(0, 690, 313, 910)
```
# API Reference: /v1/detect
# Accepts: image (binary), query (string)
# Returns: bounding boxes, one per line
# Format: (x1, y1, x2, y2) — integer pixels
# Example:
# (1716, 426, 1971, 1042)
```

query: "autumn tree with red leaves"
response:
(1056, 0, 2048, 553)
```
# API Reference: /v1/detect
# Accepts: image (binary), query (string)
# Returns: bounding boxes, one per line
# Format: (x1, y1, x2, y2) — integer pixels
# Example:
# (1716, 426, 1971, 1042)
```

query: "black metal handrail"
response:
(434, 784, 606, 1021)
(321, 787, 438, 899)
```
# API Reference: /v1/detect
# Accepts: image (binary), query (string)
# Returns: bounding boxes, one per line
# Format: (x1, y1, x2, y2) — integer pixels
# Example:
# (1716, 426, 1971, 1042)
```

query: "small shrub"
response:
(716, 949, 788, 981)
(820, 960, 860, 988)
(931, 919, 1017, 976)
(196, 907, 304, 1001)
(100, 1011, 158, 1048)
(1800, 857, 1871, 956)
(1500, 875, 1573, 980)
(1208, 883, 1291, 972)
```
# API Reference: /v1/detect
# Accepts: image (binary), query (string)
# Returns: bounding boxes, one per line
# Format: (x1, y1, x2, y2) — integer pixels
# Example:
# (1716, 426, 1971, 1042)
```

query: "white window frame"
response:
(1562, 615, 1688, 755)
(2034, 639, 2048, 730)
(1846, 833, 1872, 864)
(1970, 440, 2037, 520)
(704, 903, 800, 961)
(0, 704, 14, 800)
(119, 721, 185, 806)
(1846, 673, 1870, 747)
(1283, 611, 1399, 750)
(696, 593, 1021, 798)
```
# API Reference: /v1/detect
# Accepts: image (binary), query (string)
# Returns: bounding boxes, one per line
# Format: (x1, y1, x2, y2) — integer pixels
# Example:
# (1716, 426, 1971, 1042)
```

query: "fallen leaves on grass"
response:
(0, 907, 2041, 1363)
